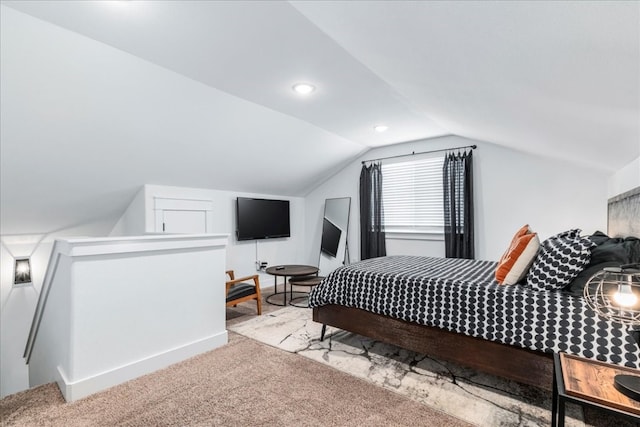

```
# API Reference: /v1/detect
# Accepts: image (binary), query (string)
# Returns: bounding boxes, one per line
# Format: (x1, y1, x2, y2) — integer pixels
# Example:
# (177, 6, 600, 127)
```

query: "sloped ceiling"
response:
(1, 1, 638, 236)
(293, 1, 640, 169)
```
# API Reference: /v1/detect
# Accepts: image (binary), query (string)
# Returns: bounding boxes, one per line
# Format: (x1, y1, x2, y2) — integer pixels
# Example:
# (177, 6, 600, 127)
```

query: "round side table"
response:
(289, 275, 325, 308)
(265, 265, 319, 306)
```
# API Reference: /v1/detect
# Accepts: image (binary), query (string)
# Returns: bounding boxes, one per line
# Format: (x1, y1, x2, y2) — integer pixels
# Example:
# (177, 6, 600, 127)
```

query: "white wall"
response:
(608, 156, 640, 197)
(0, 237, 47, 399)
(304, 135, 610, 264)
(109, 189, 146, 237)
(110, 184, 306, 285)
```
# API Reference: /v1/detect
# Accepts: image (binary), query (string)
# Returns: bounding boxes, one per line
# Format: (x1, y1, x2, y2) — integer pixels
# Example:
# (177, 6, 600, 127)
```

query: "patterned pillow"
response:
(525, 229, 596, 291)
(495, 225, 540, 285)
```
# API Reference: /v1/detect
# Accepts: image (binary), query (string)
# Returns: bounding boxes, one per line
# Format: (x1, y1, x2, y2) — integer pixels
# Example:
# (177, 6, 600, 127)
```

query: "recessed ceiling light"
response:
(292, 83, 316, 95)
(374, 125, 389, 133)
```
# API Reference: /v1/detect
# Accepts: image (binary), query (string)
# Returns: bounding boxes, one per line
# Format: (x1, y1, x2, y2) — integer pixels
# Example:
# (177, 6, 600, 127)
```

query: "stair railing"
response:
(23, 240, 62, 364)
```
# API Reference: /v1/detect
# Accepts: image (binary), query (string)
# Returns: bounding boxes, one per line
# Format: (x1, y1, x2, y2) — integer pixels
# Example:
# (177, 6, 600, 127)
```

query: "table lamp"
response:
(584, 264, 640, 401)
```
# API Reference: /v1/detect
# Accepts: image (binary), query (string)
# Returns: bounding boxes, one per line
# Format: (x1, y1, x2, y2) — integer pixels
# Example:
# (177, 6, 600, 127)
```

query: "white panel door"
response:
(161, 210, 207, 234)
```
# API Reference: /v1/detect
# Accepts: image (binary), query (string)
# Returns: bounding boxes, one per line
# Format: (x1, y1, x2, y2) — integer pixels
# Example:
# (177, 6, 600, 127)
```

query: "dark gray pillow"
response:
(564, 231, 640, 296)
(564, 261, 619, 297)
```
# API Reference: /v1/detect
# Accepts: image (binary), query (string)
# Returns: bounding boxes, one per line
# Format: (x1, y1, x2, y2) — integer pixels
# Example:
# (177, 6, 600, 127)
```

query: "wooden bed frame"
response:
(313, 304, 553, 390)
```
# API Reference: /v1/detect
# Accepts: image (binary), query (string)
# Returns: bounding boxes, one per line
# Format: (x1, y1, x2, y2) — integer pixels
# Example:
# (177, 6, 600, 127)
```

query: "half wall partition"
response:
(26, 234, 228, 401)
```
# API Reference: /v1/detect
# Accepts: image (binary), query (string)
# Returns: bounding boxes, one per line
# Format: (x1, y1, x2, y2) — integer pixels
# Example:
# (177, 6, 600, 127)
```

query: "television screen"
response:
(321, 218, 342, 258)
(236, 197, 290, 241)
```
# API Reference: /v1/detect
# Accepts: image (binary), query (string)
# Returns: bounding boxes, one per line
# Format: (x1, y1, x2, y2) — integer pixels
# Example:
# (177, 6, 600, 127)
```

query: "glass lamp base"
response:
(614, 374, 640, 401)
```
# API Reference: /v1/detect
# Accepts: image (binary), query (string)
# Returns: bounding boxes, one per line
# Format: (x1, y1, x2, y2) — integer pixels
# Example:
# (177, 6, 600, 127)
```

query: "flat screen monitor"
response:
(236, 197, 290, 241)
(321, 218, 342, 258)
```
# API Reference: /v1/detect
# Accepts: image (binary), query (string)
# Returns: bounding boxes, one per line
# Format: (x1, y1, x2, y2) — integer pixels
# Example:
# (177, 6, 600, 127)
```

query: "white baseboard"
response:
(56, 330, 228, 402)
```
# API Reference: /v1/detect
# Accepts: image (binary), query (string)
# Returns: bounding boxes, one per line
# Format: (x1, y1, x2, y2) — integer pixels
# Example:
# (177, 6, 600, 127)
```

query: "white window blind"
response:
(381, 156, 444, 234)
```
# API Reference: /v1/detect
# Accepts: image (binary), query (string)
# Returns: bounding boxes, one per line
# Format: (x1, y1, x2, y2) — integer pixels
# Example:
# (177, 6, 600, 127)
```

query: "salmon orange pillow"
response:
(496, 225, 540, 285)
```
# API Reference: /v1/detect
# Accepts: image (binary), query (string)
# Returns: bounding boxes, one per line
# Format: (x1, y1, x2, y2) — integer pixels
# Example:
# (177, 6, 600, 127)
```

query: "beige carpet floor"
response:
(0, 332, 471, 427)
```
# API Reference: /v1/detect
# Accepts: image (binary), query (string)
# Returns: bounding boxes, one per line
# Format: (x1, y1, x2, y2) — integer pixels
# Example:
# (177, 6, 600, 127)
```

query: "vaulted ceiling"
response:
(1, 1, 638, 235)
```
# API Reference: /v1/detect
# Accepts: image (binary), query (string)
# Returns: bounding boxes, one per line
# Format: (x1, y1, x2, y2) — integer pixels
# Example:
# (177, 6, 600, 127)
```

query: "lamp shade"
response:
(584, 265, 640, 326)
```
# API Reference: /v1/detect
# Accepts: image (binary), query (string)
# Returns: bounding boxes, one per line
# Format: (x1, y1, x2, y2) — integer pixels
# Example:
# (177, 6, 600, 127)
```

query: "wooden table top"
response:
(289, 276, 325, 286)
(265, 265, 319, 277)
(560, 353, 640, 415)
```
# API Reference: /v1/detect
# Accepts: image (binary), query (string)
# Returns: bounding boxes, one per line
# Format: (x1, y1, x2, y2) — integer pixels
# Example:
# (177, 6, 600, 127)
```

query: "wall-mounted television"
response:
(320, 218, 342, 258)
(236, 197, 290, 241)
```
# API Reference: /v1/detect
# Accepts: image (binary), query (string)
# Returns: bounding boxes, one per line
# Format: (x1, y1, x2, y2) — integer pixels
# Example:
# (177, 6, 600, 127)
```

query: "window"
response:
(381, 156, 444, 235)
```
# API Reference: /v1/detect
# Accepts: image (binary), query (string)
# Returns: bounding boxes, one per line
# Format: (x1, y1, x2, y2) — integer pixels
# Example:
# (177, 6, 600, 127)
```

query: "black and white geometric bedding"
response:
(309, 255, 639, 369)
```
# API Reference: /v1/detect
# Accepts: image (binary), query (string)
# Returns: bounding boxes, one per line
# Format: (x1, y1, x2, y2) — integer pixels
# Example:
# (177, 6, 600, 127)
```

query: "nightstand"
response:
(552, 352, 640, 426)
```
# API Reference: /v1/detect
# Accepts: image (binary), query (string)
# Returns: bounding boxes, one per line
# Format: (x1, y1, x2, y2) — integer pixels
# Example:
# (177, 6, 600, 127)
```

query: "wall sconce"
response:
(14, 257, 32, 285)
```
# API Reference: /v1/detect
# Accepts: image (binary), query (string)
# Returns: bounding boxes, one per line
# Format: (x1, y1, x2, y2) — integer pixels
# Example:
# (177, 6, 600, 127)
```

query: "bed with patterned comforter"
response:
(309, 255, 638, 369)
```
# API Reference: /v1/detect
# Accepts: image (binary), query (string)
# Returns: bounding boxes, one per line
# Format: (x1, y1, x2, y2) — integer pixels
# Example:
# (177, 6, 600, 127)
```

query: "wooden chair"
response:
(225, 270, 262, 315)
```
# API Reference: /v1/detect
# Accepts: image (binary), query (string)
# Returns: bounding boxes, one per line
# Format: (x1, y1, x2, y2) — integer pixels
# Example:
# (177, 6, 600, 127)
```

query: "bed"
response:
(309, 188, 640, 391)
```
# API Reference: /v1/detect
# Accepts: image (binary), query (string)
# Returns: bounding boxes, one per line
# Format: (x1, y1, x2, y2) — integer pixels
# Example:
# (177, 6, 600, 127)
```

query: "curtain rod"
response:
(361, 144, 477, 165)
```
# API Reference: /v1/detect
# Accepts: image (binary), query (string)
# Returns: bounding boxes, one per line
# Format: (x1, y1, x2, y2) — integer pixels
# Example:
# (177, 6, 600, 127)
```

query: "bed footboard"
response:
(313, 304, 553, 390)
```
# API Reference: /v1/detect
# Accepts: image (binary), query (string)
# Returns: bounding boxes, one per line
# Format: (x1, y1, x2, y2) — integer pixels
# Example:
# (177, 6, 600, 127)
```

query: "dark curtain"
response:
(443, 150, 474, 259)
(360, 163, 386, 260)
